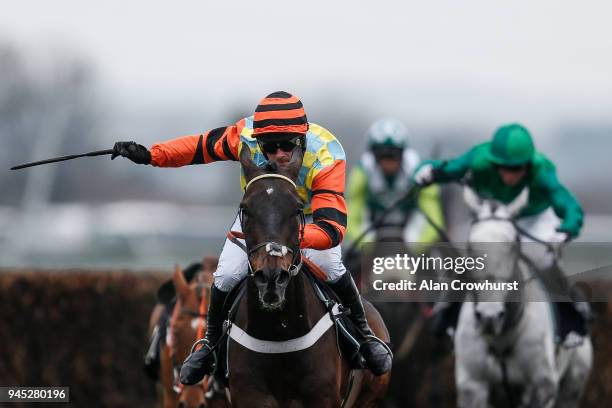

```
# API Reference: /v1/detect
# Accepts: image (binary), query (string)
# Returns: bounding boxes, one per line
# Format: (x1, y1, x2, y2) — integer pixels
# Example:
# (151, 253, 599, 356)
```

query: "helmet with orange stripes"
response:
(253, 91, 308, 156)
(253, 91, 308, 137)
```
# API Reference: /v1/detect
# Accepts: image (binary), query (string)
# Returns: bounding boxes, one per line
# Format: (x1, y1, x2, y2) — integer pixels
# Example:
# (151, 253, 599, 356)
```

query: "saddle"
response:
(211, 263, 367, 387)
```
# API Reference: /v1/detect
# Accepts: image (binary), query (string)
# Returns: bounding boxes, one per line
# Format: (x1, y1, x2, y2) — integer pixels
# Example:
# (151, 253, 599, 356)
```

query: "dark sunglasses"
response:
(259, 136, 303, 154)
(373, 147, 403, 161)
(495, 164, 529, 173)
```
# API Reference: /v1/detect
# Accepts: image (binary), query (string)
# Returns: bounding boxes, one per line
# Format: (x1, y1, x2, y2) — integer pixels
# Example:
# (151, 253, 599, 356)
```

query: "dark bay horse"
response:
(225, 146, 390, 407)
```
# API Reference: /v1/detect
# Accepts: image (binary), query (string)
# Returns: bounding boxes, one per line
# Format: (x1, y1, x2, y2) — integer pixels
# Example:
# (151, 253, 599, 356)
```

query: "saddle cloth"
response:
(212, 264, 367, 386)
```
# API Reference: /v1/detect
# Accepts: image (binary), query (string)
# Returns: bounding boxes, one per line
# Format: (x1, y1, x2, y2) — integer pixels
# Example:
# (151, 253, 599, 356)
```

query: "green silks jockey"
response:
(414, 123, 591, 346)
(414, 123, 583, 240)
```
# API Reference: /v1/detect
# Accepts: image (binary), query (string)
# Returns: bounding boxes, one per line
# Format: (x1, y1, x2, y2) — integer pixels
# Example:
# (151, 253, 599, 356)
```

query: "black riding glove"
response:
(111, 141, 151, 164)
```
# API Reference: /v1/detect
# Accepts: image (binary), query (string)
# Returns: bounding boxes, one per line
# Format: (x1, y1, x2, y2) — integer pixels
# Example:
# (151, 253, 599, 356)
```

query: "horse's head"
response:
(465, 185, 528, 244)
(170, 262, 215, 407)
(239, 145, 305, 310)
(473, 301, 506, 336)
(473, 293, 524, 338)
(464, 186, 527, 337)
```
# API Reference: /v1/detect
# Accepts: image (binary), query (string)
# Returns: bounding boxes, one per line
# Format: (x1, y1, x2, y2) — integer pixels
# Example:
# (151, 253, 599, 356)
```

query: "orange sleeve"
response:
(149, 119, 244, 167)
(301, 159, 347, 249)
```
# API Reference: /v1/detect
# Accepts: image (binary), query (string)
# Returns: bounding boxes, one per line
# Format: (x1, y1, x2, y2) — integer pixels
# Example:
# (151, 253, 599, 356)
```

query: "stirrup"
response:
(361, 334, 393, 357)
(190, 338, 213, 354)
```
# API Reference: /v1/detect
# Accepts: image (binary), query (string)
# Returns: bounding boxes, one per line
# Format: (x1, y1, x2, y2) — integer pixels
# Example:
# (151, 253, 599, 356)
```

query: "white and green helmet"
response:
(367, 118, 409, 150)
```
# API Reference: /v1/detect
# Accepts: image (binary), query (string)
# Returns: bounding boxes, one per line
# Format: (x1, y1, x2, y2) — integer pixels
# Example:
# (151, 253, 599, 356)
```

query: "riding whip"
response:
(10, 149, 114, 170)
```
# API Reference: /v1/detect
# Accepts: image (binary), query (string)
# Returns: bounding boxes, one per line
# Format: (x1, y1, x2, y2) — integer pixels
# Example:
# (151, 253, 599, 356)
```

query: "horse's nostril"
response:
(263, 292, 280, 304)
(253, 271, 267, 285)
(277, 270, 289, 285)
(177, 402, 185, 408)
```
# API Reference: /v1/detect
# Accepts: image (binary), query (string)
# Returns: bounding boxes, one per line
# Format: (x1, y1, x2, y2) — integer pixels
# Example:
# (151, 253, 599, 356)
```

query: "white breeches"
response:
(515, 207, 566, 270)
(213, 215, 347, 292)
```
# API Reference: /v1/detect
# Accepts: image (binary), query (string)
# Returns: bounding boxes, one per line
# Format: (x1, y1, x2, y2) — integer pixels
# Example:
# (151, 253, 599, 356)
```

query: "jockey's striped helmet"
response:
(252, 91, 308, 139)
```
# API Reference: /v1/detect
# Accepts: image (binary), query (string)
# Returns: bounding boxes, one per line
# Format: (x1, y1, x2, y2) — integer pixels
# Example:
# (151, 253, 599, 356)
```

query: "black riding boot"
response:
(431, 302, 462, 337)
(180, 285, 228, 385)
(543, 264, 593, 343)
(558, 284, 593, 346)
(330, 273, 392, 376)
(143, 323, 162, 380)
(143, 303, 172, 380)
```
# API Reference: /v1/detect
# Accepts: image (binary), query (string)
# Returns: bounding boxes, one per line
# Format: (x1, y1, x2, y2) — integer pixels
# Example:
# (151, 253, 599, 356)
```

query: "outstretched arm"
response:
(149, 119, 244, 167)
(413, 145, 478, 185)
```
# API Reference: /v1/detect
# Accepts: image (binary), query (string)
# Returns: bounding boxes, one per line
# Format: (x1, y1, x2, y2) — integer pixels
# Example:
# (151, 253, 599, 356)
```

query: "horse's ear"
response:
(239, 144, 261, 182)
(202, 256, 218, 272)
(463, 186, 492, 219)
(281, 146, 303, 182)
(173, 264, 190, 301)
(463, 186, 483, 214)
(505, 187, 529, 218)
(200, 256, 218, 286)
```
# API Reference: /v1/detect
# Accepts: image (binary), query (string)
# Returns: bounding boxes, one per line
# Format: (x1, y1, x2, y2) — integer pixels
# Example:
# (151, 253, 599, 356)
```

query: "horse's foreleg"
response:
(522, 378, 556, 408)
(456, 380, 489, 408)
(555, 340, 593, 408)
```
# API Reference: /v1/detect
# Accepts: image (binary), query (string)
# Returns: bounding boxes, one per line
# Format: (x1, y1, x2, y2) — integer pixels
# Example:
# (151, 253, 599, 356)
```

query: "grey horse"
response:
(454, 187, 592, 408)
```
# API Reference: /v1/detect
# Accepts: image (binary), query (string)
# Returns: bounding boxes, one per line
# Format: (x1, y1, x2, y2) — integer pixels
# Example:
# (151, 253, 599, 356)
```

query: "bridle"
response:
(468, 214, 525, 333)
(239, 173, 306, 278)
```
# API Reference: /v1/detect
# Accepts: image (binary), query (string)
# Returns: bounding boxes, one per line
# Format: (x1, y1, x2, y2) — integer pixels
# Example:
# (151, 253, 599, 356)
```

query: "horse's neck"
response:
(243, 274, 325, 341)
(489, 304, 527, 354)
(480, 291, 526, 353)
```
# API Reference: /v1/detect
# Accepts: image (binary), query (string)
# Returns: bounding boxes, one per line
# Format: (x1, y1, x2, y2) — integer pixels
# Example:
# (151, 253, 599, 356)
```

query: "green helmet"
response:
(367, 118, 409, 149)
(488, 123, 535, 166)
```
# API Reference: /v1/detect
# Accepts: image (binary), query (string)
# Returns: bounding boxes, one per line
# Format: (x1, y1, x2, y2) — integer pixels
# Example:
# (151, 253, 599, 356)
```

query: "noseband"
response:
(240, 173, 305, 277)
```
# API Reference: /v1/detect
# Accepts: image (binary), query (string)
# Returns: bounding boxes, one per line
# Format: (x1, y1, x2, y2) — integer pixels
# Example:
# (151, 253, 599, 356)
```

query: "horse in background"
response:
(153, 258, 229, 408)
(454, 187, 592, 408)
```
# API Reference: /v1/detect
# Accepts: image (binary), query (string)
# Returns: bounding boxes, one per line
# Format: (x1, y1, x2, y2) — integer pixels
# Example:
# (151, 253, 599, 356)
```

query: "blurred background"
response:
(1, 0, 611, 270)
(2, 2, 612, 407)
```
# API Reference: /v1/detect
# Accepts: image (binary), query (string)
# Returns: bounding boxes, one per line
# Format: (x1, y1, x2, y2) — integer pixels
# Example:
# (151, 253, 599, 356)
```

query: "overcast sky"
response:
(2, 0, 612, 132)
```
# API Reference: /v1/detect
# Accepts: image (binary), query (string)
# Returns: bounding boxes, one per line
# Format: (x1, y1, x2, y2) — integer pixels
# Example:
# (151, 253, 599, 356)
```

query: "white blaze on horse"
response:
(454, 187, 592, 408)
